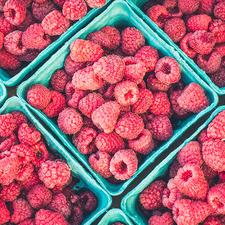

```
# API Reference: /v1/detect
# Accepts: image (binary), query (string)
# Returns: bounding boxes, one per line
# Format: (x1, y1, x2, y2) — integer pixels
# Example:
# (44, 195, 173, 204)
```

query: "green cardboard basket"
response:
(0, 97, 112, 225)
(0, 82, 7, 107)
(121, 106, 225, 225)
(17, 0, 218, 196)
(98, 209, 134, 225)
(0, 1, 111, 87)
(126, 0, 225, 95)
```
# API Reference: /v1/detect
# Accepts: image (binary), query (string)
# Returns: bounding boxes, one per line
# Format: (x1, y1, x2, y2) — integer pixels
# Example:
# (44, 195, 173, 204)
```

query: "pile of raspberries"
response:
(139, 110, 225, 225)
(0, 0, 106, 73)
(0, 111, 97, 225)
(146, 0, 225, 87)
(26, 25, 210, 182)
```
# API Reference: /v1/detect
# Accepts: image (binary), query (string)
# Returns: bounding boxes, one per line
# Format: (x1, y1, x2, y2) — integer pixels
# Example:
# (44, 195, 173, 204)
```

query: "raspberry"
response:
(115, 112, 144, 140)
(146, 5, 169, 28)
(57, 108, 83, 135)
(211, 67, 225, 87)
(215, 43, 225, 56)
(89, 151, 112, 178)
(10, 198, 33, 224)
(174, 164, 208, 199)
(0, 133, 17, 151)
(12, 111, 27, 126)
(149, 92, 171, 116)
(85, 0, 106, 8)
(214, 2, 225, 20)
(93, 55, 125, 84)
(199, 0, 214, 14)
(169, 159, 181, 178)
(139, 180, 166, 210)
(72, 127, 97, 154)
(189, 31, 215, 55)
(18, 123, 41, 146)
(70, 206, 83, 225)
(92, 101, 121, 134)
(72, 66, 104, 90)
(62, 0, 87, 21)
(148, 212, 174, 225)
(3, 0, 26, 26)
(178, 0, 200, 14)
(50, 70, 69, 92)
(35, 209, 68, 225)
(22, 171, 41, 191)
(147, 75, 171, 92)
(79, 190, 97, 212)
(177, 141, 203, 166)
(0, 48, 21, 70)
(0, 31, 3, 49)
(70, 39, 104, 62)
(38, 160, 71, 189)
(32, 141, 49, 167)
(0, 0, 6, 11)
(19, 219, 35, 225)
(0, 181, 20, 201)
(101, 26, 121, 49)
(180, 33, 197, 58)
(203, 217, 223, 225)
(22, 23, 51, 50)
(0, 113, 16, 137)
(41, 10, 70, 36)
(64, 55, 85, 76)
(19, 49, 40, 62)
(209, 19, 225, 43)
(0, 200, 10, 224)
(202, 139, 225, 172)
(27, 184, 52, 209)
(187, 14, 212, 32)
(43, 90, 66, 118)
(114, 81, 139, 106)
(177, 83, 209, 113)
(48, 193, 71, 218)
(198, 129, 210, 143)
(208, 183, 225, 214)
(197, 51, 222, 74)
(110, 149, 138, 180)
(121, 27, 145, 55)
(0, 15, 14, 35)
(16, 162, 34, 182)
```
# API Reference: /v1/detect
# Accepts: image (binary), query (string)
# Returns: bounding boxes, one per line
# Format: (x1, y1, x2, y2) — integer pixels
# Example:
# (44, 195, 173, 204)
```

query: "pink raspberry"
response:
(121, 27, 145, 55)
(0, 15, 15, 35)
(199, 0, 214, 14)
(209, 19, 225, 43)
(32, 141, 49, 167)
(70, 206, 83, 225)
(57, 108, 83, 135)
(187, 14, 212, 32)
(147, 75, 171, 92)
(72, 127, 97, 154)
(0, 113, 16, 137)
(0, 133, 17, 152)
(12, 111, 27, 126)
(16, 162, 34, 182)
(0, 181, 21, 201)
(85, 0, 105, 8)
(174, 164, 208, 199)
(50, 70, 69, 92)
(93, 55, 125, 84)
(114, 81, 139, 106)
(180, 33, 197, 58)
(211, 67, 225, 87)
(70, 39, 104, 62)
(0, 200, 10, 224)
(19, 219, 35, 225)
(62, 0, 87, 21)
(198, 129, 210, 143)
(169, 159, 181, 178)
(38, 160, 71, 189)
(214, 2, 225, 21)
(178, 0, 200, 14)
(148, 212, 174, 225)
(110, 149, 138, 180)
(0, 48, 21, 70)
(92, 101, 121, 134)
(115, 112, 144, 140)
(203, 217, 223, 225)
(89, 151, 112, 178)
(177, 83, 209, 113)
(139, 180, 166, 210)
(64, 55, 85, 76)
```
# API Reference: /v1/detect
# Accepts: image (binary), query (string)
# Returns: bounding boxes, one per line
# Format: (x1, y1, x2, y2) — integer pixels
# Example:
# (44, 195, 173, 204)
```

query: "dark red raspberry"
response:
(214, 2, 225, 21)
(64, 55, 85, 76)
(209, 19, 225, 43)
(50, 70, 69, 92)
(0, 15, 14, 35)
(211, 67, 225, 87)
(22, 171, 41, 191)
(0, 31, 3, 49)
(178, 0, 200, 14)
(180, 33, 197, 58)
(187, 14, 212, 32)
(203, 217, 223, 225)
(0, 200, 10, 224)
(19, 49, 40, 62)
(0, 0, 6, 11)
(0, 181, 21, 201)
(32, 141, 49, 167)
(0, 113, 16, 137)
(16, 162, 34, 182)
(17, 11, 35, 31)
(70, 206, 83, 225)
(0, 133, 17, 152)
(0, 48, 21, 70)
(147, 75, 171, 92)
(199, 0, 214, 14)
(148, 212, 174, 225)
(215, 43, 225, 57)
(79, 190, 97, 212)
(85, 0, 105, 8)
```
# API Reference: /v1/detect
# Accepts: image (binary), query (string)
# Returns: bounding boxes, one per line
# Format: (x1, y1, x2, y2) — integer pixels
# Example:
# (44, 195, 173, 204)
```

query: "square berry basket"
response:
(0, 0, 111, 87)
(0, 82, 7, 107)
(17, 0, 218, 196)
(0, 96, 112, 225)
(121, 105, 225, 225)
(126, 0, 225, 95)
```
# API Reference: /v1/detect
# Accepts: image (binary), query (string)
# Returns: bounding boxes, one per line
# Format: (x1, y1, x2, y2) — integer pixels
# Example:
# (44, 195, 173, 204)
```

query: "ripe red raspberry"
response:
(139, 180, 166, 210)
(203, 217, 223, 225)
(79, 190, 97, 212)
(0, 113, 16, 137)
(169, 159, 181, 178)
(64, 55, 85, 76)
(147, 75, 171, 92)
(22, 23, 51, 50)
(177, 141, 203, 166)
(121, 27, 145, 55)
(18, 219, 35, 225)
(211, 67, 225, 87)
(35, 209, 68, 225)
(57, 108, 83, 135)
(177, 83, 209, 113)
(70, 39, 104, 62)
(43, 90, 66, 118)
(148, 212, 174, 225)
(22, 171, 41, 191)
(115, 112, 144, 140)
(89, 151, 112, 178)
(32, 141, 49, 167)
(70, 206, 83, 225)
(62, 0, 87, 21)
(149, 92, 171, 116)
(0, 181, 20, 201)
(180, 33, 197, 58)
(214, 2, 225, 21)
(27, 184, 52, 209)
(174, 164, 208, 199)
(72, 66, 104, 90)
(92, 101, 121, 134)
(10, 198, 33, 224)
(50, 70, 69, 92)
(189, 31, 215, 55)
(0, 133, 17, 152)
(16, 162, 34, 182)
(72, 127, 97, 154)
(85, 0, 105, 8)
(12, 111, 27, 126)
(38, 160, 71, 189)
(146, 5, 169, 28)
(209, 19, 225, 43)
(199, 0, 214, 14)
(110, 149, 138, 180)
(187, 14, 212, 32)
(0, 15, 14, 35)
(0, 200, 10, 224)
(114, 81, 139, 106)
(0, 48, 21, 70)
(148, 115, 173, 141)
(178, 0, 200, 14)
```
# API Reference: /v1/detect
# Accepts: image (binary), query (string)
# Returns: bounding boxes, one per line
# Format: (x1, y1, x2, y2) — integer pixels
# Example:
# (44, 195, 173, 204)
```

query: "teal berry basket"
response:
(126, 0, 225, 95)
(98, 209, 134, 225)
(0, 82, 7, 107)
(17, 0, 218, 196)
(0, 97, 112, 225)
(0, 1, 111, 87)
(121, 105, 225, 225)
